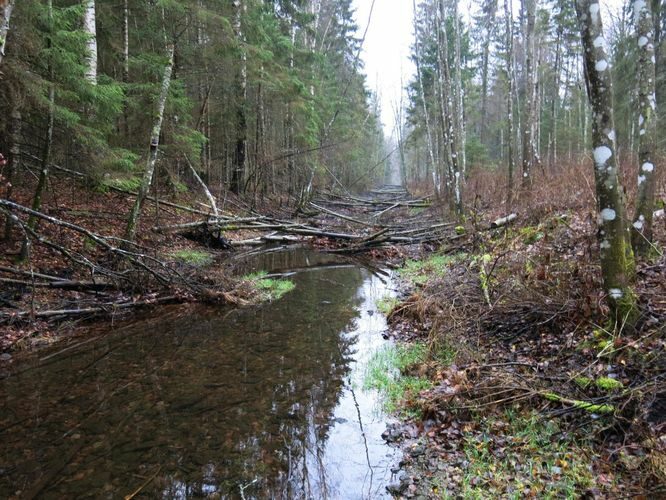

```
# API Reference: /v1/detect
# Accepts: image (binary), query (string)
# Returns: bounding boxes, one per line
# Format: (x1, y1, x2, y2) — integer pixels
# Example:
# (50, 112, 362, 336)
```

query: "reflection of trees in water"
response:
(0, 261, 367, 499)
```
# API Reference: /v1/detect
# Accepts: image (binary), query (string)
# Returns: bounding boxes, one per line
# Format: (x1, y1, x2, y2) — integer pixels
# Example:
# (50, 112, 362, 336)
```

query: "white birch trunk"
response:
(185, 156, 218, 218)
(124, 45, 175, 242)
(521, 0, 537, 188)
(436, 0, 462, 214)
(83, 0, 97, 84)
(453, 0, 466, 178)
(0, 0, 16, 66)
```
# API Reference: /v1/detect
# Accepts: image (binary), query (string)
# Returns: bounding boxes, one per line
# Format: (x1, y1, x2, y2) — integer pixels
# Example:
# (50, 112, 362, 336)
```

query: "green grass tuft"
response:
(364, 342, 431, 416)
(172, 249, 214, 266)
(458, 411, 595, 498)
(400, 253, 466, 286)
(376, 295, 399, 315)
(243, 271, 296, 301)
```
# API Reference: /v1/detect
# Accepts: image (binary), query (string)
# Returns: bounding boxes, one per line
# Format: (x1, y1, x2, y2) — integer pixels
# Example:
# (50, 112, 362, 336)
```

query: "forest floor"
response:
(373, 202, 666, 497)
(1, 166, 665, 497)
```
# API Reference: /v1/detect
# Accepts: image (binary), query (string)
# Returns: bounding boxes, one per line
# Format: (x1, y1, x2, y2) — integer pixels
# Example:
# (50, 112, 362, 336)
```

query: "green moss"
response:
(595, 376, 624, 391)
(613, 286, 639, 329)
(376, 295, 399, 316)
(243, 271, 295, 301)
(172, 249, 214, 266)
(455, 225, 466, 235)
(173, 181, 189, 193)
(101, 176, 143, 193)
(519, 225, 545, 245)
(574, 376, 593, 389)
(543, 391, 615, 414)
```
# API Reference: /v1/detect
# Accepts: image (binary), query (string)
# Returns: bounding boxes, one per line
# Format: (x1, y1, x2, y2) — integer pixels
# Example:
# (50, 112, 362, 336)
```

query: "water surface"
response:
(0, 248, 398, 499)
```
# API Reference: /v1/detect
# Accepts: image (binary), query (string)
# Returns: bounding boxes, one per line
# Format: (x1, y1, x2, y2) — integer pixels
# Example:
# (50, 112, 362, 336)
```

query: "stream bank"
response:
(372, 210, 665, 498)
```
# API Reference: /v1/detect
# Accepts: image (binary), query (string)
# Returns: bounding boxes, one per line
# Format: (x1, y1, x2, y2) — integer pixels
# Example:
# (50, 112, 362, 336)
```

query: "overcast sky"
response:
(352, 0, 415, 137)
(352, 0, 623, 137)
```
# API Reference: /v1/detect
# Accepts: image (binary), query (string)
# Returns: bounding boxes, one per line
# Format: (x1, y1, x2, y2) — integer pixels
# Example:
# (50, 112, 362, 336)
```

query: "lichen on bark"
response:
(575, 0, 638, 325)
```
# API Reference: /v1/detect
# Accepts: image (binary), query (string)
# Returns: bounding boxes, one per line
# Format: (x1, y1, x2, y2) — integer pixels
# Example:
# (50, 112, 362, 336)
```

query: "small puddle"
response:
(0, 248, 399, 498)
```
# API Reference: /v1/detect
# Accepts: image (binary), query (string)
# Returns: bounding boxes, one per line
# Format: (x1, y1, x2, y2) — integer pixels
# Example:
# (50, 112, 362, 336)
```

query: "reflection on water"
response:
(0, 249, 398, 499)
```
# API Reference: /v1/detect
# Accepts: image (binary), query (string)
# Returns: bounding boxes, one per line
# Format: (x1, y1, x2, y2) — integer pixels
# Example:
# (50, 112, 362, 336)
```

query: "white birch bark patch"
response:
(593, 146, 612, 167)
(600, 208, 616, 221)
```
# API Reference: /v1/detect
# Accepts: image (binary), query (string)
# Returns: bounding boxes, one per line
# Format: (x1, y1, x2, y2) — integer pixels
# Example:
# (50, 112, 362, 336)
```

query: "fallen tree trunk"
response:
(184, 154, 219, 218)
(490, 213, 517, 229)
(0, 277, 115, 291)
(0, 295, 179, 322)
(308, 202, 380, 227)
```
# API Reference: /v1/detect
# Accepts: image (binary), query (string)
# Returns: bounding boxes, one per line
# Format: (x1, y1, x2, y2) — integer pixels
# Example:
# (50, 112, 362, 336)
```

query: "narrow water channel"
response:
(0, 248, 399, 499)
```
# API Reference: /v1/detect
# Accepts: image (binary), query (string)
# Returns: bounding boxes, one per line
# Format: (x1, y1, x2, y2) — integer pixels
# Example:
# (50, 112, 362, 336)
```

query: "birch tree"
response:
(521, 0, 537, 189)
(0, 0, 15, 66)
(83, 0, 97, 84)
(452, 0, 466, 181)
(575, 0, 636, 319)
(436, 0, 463, 213)
(124, 44, 175, 242)
(631, 0, 658, 254)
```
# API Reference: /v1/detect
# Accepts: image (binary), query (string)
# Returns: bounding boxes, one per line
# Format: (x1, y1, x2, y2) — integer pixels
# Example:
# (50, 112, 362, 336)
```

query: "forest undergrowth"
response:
(379, 160, 666, 498)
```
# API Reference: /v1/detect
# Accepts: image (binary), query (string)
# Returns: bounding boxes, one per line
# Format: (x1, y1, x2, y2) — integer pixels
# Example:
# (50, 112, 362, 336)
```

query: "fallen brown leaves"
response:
(385, 208, 666, 497)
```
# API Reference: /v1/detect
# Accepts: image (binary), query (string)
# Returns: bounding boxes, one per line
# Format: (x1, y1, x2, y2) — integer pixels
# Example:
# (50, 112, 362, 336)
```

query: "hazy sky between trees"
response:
(353, 0, 416, 136)
(352, 0, 622, 139)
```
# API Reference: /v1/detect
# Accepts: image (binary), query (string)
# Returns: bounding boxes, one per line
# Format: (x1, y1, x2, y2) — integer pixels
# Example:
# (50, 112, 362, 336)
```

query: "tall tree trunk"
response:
(83, 0, 97, 84)
(521, 0, 537, 189)
(435, 2, 454, 204)
(0, 0, 16, 66)
(285, 15, 296, 197)
(437, 0, 463, 214)
(122, 0, 129, 137)
(20, 0, 54, 259)
(479, 0, 497, 146)
(452, 0, 466, 181)
(3, 100, 21, 240)
(550, 26, 561, 168)
(412, 0, 437, 193)
(124, 44, 175, 242)
(632, 0, 658, 254)
(575, 0, 636, 320)
(504, 0, 516, 202)
(230, 0, 247, 195)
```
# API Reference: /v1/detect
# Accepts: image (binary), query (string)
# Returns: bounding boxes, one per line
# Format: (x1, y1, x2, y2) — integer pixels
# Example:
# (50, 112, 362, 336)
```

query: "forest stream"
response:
(0, 248, 399, 499)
